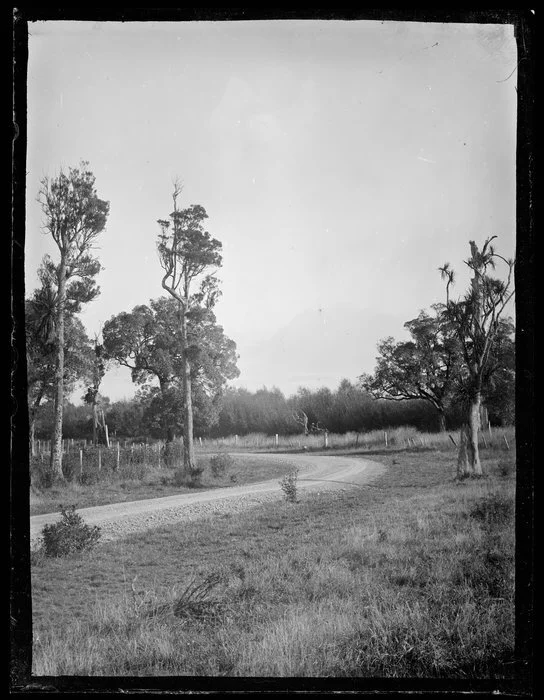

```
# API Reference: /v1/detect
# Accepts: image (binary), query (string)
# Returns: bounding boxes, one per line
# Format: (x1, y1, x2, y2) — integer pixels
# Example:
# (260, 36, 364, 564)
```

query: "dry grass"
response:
(31, 443, 517, 678)
(201, 426, 515, 452)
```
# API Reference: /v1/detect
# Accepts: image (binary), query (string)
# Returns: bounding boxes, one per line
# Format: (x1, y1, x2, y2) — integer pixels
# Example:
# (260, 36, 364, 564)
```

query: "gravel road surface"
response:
(30, 452, 385, 549)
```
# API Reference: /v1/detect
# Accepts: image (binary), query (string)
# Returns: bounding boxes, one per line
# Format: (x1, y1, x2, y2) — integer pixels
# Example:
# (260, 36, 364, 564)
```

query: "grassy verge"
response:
(30, 453, 292, 516)
(31, 447, 516, 677)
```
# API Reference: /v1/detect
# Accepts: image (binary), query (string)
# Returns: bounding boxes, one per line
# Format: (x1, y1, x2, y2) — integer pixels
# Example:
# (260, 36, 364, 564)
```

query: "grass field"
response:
(31, 442, 517, 678)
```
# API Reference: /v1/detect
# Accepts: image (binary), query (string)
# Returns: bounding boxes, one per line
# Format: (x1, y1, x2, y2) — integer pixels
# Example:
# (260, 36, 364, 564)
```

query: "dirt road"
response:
(30, 452, 385, 548)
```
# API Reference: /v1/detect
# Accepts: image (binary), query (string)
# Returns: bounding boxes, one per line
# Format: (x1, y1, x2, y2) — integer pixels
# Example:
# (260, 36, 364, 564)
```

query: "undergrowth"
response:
(31, 448, 517, 679)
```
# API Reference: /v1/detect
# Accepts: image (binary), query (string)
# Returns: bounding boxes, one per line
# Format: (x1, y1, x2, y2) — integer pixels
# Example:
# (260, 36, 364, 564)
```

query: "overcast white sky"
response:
(25, 19, 517, 401)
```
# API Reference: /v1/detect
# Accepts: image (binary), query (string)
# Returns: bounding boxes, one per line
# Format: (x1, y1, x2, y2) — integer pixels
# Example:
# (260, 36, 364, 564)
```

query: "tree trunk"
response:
(457, 392, 483, 478)
(437, 409, 447, 433)
(29, 418, 36, 458)
(159, 377, 175, 468)
(180, 307, 196, 478)
(92, 399, 98, 446)
(49, 264, 66, 482)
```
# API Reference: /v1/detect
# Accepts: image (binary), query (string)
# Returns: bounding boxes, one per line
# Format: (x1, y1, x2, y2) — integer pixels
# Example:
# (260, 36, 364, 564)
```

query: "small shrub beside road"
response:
(40, 505, 101, 558)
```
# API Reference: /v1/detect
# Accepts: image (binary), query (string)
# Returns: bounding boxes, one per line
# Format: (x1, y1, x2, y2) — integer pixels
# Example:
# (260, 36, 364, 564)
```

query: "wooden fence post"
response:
(275, 434, 279, 447)
(116, 443, 120, 471)
(78, 450, 83, 480)
(98, 449, 102, 472)
(384, 431, 388, 447)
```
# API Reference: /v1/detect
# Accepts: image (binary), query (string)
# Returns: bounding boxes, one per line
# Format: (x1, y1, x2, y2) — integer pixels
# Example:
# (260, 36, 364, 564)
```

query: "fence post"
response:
(384, 431, 388, 447)
(98, 449, 102, 472)
(78, 450, 83, 480)
(116, 443, 120, 471)
(235, 434, 238, 446)
(199, 437, 202, 447)
(275, 434, 279, 448)
(324, 431, 329, 449)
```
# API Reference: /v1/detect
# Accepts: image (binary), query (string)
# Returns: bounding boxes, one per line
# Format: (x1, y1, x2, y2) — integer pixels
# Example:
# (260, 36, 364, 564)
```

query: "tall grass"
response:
(31, 448, 517, 678)
(202, 425, 515, 453)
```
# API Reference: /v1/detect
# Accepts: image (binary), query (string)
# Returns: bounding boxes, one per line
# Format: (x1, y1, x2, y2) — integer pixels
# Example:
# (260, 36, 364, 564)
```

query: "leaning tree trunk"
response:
(457, 391, 483, 478)
(437, 408, 447, 433)
(180, 307, 196, 479)
(49, 265, 66, 482)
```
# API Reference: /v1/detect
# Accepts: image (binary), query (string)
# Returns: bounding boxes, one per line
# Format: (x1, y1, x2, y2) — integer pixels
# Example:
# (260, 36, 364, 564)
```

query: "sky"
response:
(25, 18, 518, 402)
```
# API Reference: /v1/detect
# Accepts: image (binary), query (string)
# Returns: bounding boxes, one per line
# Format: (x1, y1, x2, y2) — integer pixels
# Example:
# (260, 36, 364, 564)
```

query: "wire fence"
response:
(30, 439, 185, 486)
(199, 425, 515, 453)
(31, 424, 515, 486)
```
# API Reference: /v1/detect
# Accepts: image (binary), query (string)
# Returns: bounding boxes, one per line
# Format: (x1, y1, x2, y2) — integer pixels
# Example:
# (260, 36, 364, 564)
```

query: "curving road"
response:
(30, 453, 385, 548)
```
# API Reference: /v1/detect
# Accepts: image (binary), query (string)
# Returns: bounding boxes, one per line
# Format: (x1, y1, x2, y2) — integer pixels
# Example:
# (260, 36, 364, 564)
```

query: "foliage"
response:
(210, 383, 441, 439)
(359, 306, 461, 430)
(103, 296, 239, 441)
(41, 505, 101, 557)
(156, 180, 225, 474)
(26, 294, 94, 429)
(37, 162, 109, 314)
(37, 161, 109, 475)
(439, 237, 515, 476)
(209, 453, 235, 478)
(279, 469, 299, 503)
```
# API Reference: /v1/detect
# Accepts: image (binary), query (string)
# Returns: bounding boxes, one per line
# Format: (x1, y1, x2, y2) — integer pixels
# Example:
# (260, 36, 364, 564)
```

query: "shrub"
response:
(189, 463, 205, 486)
(41, 505, 101, 558)
(279, 469, 299, 503)
(210, 453, 235, 478)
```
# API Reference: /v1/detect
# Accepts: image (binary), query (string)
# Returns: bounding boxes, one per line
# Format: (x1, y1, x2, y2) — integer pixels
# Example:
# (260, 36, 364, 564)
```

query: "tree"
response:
(359, 306, 461, 432)
(82, 338, 111, 446)
(103, 296, 238, 456)
(440, 237, 515, 477)
(26, 283, 94, 454)
(157, 180, 223, 479)
(37, 162, 109, 480)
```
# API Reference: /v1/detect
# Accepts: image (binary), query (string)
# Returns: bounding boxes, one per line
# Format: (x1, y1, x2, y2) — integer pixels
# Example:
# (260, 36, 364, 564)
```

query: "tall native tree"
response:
(25, 278, 94, 454)
(440, 237, 514, 478)
(359, 306, 461, 432)
(37, 162, 109, 480)
(102, 296, 238, 460)
(157, 181, 223, 479)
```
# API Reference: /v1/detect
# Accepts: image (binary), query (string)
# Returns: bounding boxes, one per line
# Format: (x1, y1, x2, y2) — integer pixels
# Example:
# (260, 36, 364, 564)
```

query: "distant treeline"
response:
(31, 378, 511, 442)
